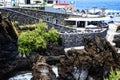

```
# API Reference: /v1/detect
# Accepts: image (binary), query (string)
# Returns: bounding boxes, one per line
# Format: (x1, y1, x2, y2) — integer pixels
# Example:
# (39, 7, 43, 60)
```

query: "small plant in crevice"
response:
(104, 68, 120, 80)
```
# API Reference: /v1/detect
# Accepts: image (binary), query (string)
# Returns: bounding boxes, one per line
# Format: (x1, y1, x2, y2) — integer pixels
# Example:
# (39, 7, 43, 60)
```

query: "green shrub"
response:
(104, 68, 120, 80)
(18, 21, 59, 56)
(47, 27, 59, 44)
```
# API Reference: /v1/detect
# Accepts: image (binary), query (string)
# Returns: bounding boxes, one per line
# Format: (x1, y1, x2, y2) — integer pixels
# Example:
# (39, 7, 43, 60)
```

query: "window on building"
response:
(53, 18, 58, 24)
(77, 21, 85, 28)
(46, 17, 51, 22)
(25, 0, 30, 4)
(47, 1, 53, 4)
(46, 17, 50, 21)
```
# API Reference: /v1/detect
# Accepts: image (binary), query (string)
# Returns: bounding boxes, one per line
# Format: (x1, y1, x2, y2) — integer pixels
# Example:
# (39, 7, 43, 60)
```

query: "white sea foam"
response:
(9, 66, 58, 80)
(9, 73, 32, 80)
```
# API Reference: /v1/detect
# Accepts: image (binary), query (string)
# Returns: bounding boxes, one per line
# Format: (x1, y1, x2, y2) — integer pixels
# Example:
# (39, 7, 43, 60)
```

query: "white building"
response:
(2, 0, 44, 5)
(1, 0, 58, 7)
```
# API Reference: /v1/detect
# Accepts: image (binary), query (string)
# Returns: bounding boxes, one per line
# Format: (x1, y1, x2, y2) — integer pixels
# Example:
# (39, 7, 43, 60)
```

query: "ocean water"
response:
(67, 0, 120, 11)
(66, 0, 120, 22)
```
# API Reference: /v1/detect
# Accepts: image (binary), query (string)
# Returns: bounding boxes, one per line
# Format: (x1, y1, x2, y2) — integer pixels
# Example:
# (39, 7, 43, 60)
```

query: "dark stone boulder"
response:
(38, 43, 65, 56)
(0, 12, 19, 79)
(113, 34, 120, 48)
(31, 56, 57, 80)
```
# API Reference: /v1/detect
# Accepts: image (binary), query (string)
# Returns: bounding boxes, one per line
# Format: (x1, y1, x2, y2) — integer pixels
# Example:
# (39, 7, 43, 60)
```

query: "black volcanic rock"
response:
(0, 12, 19, 79)
(113, 34, 120, 48)
(31, 56, 57, 80)
(57, 35, 120, 80)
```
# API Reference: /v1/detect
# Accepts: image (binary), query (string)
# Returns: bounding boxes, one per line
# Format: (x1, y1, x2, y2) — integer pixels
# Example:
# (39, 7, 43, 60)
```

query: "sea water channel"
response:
(9, 66, 58, 80)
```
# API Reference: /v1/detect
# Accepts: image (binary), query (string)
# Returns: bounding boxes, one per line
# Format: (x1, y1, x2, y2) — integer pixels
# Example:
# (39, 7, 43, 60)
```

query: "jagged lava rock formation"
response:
(0, 12, 18, 79)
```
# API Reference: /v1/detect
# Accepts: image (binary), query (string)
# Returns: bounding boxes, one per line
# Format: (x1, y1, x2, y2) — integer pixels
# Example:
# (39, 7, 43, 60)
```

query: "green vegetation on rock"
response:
(104, 68, 120, 80)
(18, 21, 59, 56)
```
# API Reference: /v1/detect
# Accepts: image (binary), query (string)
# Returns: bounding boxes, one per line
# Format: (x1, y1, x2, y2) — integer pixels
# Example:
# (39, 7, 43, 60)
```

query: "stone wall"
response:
(8, 8, 69, 25)
(1, 8, 73, 32)
(0, 8, 70, 30)
(46, 22, 75, 32)
(0, 8, 39, 25)
(60, 30, 107, 48)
